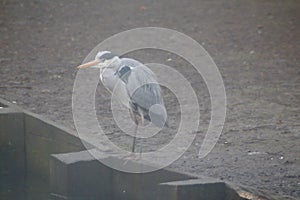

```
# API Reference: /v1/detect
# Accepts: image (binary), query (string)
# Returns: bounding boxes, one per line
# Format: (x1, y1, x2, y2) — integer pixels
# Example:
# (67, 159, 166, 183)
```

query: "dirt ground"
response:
(0, 0, 299, 199)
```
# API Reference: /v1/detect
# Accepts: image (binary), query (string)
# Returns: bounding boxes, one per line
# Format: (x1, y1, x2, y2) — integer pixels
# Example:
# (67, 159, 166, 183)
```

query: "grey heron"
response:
(77, 51, 168, 153)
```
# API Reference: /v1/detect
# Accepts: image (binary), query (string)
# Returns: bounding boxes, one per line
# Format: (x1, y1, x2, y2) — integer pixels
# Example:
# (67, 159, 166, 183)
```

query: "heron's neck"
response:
(111, 57, 122, 69)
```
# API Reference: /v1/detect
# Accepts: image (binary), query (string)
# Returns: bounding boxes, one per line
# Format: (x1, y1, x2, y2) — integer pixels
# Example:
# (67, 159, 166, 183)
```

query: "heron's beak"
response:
(77, 60, 100, 69)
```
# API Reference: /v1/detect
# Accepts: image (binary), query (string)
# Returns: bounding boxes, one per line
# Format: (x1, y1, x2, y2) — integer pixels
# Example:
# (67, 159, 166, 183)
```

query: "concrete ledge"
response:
(25, 114, 86, 181)
(0, 107, 25, 176)
(112, 163, 196, 200)
(0, 98, 88, 192)
(158, 178, 241, 200)
(0, 100, 26, 199)
(49, 149, 244, 200)
(50, 150, 113, 200)
(50, 150, 198, 200)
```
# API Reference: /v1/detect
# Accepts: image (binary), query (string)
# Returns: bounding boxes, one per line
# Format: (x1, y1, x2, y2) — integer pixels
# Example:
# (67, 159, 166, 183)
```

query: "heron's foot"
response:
(122, 153, 142, 165)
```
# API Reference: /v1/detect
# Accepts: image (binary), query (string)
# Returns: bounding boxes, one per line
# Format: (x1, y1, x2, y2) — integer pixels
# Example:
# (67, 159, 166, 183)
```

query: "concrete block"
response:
(50, 149, 200, 200)
(50, 150, 113, 200)
(112, 163, 197, 200)
(0, 174, 26, 200)
(0, 107, 25, 175)
(24, 114, 86, 181)
(24, 113, 84, 148)
(0, 106, 26, 200)
(158, 178, 242, 200)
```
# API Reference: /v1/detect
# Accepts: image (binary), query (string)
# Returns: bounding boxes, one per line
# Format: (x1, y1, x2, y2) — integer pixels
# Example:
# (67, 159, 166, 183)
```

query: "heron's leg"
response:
(140, 113, 144, 157)
(140, 112, 145, 127)
(131, 124, 138, 153)
(129, 109, 138, 153)
(138, 109, 145, 158)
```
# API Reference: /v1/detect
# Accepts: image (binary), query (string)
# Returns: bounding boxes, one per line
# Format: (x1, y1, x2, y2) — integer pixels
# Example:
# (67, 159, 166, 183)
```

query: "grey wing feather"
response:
(131, 83, 168, 128)
(120, 59, 168, 127)
(125, 62, 163, 109)
(131, 83, 164, 111)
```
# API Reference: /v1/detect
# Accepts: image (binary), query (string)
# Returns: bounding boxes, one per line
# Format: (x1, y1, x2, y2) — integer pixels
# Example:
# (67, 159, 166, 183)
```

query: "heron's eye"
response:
(96, 58, 104, 63)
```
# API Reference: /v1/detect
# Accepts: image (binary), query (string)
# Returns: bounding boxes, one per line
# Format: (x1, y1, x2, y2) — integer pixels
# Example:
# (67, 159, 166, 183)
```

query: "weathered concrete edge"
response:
(0, 103, 25, 176)
(0, 98, 78, 137)
(50, 149, 243, 200)
(0, 98, 94, 150)
(0, 98, 91, 182)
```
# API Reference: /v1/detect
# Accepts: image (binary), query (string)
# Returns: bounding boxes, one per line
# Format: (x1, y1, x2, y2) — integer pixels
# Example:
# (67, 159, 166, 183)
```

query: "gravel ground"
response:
(0, 0, 299, 199)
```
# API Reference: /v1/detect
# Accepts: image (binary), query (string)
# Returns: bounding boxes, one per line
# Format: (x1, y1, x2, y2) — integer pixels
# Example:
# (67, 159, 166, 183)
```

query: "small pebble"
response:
(52, 74, 62, 79)
(279, 156, 284, 160)
(249, 50, 255, 55)
(166, 58, 172, 62)
(41, 89, 51, 93)
(0, 107, 3, 109)
(248, 151, 264, 155)
(12, 101, 17, 104)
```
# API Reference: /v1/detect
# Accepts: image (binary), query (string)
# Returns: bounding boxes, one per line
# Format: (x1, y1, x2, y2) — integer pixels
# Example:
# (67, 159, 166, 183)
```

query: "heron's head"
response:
(77, 51, 120, 69)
